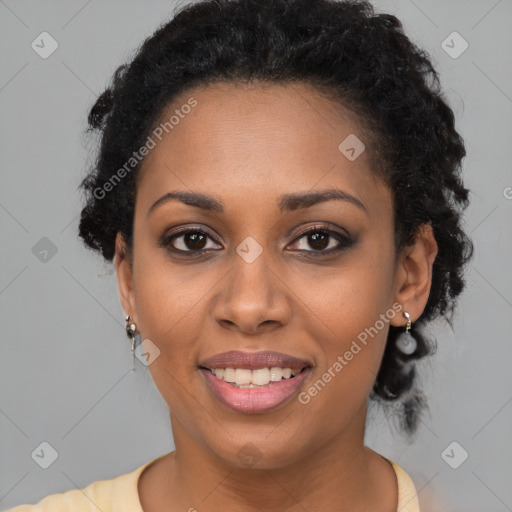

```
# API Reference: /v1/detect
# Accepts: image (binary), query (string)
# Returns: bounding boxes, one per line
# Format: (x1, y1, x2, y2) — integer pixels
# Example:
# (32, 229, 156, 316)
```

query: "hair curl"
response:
(78, 0, 473, 436)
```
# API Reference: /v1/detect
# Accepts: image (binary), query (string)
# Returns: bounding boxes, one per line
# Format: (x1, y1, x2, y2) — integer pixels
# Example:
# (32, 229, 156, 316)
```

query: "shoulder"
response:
(387, 459, 422, 512)
(4, 457, 159, 512)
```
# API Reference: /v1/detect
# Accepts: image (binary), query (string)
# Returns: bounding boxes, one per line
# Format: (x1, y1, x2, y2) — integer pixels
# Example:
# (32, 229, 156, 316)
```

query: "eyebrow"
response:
(147, 188, 367, 217)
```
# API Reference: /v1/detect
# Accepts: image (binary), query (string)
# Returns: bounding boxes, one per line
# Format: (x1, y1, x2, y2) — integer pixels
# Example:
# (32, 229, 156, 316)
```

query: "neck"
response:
(152, 405, 389, 512)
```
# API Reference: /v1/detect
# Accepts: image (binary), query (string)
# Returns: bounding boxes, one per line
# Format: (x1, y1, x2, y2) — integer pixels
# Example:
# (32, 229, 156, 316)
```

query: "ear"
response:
(390, 223, 438, 327)
(113, 232, 137, 323)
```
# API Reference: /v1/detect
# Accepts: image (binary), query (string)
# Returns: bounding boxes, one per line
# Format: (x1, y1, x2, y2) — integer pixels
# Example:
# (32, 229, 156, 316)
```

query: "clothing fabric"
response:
(6, 453, 420, 511)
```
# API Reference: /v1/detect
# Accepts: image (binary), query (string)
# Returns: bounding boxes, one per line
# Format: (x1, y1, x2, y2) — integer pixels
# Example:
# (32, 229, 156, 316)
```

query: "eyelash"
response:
(159, 224, 355, 258)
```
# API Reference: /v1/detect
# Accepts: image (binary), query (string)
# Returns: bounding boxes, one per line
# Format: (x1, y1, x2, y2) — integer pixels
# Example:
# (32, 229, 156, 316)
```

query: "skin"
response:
(114, 81, 438, 511)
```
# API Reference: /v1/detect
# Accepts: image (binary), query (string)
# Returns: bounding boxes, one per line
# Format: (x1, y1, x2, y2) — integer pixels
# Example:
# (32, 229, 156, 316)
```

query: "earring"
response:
(396, 311, 417, 355)
(125, 315, 139, 370)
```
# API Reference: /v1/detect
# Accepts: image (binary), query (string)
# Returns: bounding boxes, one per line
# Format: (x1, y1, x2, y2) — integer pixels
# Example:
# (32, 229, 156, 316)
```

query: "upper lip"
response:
(199, 350, 312, 370)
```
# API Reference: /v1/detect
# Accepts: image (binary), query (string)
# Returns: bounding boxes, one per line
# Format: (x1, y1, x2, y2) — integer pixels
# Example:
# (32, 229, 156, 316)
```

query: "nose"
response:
(212, 247, 292, 335)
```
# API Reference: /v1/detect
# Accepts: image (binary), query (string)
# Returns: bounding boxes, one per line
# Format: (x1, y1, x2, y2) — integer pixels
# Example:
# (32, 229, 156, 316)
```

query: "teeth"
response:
(234, 368, 252, 385)
(269, 367, 282, 381)
(252, 368, 270, 385)
(223, 368, 236, 383)
(210, 367, 302, 387)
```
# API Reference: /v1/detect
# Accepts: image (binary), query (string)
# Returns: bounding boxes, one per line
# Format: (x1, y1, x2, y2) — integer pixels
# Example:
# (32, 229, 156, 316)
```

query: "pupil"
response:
(309, 232, 328, 250)
(186, 232, 206, 250)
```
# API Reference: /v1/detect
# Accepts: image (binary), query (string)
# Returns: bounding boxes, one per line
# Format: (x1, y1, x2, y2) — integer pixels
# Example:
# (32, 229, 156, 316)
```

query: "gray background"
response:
(1, 1, 511, 510)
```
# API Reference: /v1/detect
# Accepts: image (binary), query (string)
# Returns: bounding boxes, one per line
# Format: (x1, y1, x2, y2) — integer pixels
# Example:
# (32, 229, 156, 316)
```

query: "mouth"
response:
(198, 351, 312, 413)
(200, 366, 307, 388)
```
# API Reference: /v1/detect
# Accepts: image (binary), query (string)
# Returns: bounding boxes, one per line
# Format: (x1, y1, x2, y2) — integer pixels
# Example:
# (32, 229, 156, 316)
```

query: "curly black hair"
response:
(78, 0, 473, 436)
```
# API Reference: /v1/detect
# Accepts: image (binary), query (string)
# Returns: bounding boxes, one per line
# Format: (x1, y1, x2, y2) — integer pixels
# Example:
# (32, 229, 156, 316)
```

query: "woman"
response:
(8, 0, 472, 510)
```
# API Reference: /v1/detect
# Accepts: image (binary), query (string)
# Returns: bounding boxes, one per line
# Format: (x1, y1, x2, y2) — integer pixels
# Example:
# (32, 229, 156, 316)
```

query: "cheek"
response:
(133, 275, 202, 366)
(295, 303, 393, 440)
(131, 228, 208, 345)
(129, 246, 206, 398)
(296, 242, 396, 409)
(297, 235, 396, 342)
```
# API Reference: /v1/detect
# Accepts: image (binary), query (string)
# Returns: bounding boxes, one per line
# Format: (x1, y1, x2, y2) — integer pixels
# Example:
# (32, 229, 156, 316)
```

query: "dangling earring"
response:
(125, 315, 140, 370)
(396, 311, 417, 355)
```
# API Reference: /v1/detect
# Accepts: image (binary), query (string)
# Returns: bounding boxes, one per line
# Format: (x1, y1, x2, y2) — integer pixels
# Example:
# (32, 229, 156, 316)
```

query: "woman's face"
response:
(115, 82, 423, 468)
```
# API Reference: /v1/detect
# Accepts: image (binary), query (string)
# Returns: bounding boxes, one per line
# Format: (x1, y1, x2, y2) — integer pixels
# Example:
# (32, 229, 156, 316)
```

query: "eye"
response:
(287, 225, 354, 255)
(160, 224, 354, 257)
(160, 228, 222, 254)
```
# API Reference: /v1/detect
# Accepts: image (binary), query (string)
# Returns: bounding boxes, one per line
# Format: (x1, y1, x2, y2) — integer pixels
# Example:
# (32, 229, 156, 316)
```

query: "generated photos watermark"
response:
(298, 302, 403, 405)
(93, 97, 198, 200)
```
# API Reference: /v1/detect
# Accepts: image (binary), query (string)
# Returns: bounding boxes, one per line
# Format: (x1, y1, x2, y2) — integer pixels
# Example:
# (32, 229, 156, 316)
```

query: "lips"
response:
(198, 350, 312, 414)
(199, 350, 311, 370)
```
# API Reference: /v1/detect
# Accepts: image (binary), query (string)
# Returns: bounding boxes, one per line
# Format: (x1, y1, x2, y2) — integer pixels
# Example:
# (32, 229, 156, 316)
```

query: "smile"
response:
(198, 350, 312, 413)
(200, 366, 311, 413)
(208, 366, 304, 387)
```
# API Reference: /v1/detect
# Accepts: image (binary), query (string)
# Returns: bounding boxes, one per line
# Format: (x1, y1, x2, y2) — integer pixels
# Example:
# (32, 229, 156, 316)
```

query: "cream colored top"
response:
(6, 453, 420, 511)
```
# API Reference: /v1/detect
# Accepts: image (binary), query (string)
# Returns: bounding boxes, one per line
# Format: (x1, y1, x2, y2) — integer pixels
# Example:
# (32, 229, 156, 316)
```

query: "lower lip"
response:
(200, 368, 311, 414)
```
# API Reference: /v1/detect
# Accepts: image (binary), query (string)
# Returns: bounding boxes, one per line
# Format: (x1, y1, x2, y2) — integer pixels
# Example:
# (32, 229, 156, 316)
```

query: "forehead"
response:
(136, 81, 390, 218)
